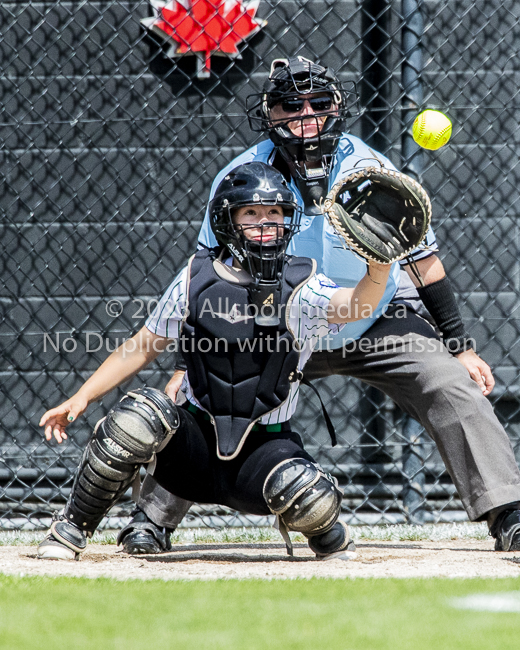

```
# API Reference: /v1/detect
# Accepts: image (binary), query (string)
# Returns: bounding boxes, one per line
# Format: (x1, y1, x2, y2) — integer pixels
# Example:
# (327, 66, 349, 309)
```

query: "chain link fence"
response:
(2, 0, 520, 530)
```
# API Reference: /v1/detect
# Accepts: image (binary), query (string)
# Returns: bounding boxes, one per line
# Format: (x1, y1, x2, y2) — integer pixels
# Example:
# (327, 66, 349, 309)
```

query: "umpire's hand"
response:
(456, 349, 495, 396)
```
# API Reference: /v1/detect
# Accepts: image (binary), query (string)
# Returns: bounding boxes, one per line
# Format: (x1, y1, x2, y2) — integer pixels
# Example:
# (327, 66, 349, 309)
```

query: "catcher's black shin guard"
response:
(308, 520, 357, 560)
(263, 458, 344, 555)
(64, 388, 179, 534)
(38, 512, 88, 561)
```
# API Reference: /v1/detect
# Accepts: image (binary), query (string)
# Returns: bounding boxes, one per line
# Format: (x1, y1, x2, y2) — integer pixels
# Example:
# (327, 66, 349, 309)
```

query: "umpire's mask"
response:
(246, 57, 360, 189)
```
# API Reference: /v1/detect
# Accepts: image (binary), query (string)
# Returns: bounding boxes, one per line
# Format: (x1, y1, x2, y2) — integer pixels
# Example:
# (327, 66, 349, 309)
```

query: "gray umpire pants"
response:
(138, 308, 520, 526)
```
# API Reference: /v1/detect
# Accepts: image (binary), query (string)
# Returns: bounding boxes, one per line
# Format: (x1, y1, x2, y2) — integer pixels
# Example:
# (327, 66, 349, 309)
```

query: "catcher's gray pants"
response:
(138, 309, 520, 525)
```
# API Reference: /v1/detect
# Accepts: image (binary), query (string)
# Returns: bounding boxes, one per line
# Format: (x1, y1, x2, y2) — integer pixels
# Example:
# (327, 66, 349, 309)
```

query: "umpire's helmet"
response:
(246, 57, 360, 180)
(209, 162, 300, 282)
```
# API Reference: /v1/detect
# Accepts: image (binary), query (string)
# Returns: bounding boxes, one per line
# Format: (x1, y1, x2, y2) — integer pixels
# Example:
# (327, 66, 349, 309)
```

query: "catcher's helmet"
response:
(209, 162, 300, 282)
(246, 57, 360, 181)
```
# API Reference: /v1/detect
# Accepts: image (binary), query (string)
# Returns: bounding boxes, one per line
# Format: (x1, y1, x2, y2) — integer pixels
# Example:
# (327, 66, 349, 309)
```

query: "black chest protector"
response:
(180, 248, 315, 460)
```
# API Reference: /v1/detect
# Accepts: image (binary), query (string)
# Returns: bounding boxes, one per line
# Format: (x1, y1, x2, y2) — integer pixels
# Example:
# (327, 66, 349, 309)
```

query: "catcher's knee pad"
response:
(100, 387, 179, 464)
(263, 459, 343, 536)
(65, 388, 179, 533)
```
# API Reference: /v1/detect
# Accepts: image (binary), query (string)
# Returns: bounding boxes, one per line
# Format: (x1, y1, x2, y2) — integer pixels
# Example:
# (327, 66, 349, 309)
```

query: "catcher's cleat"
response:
(37, 512, 87, 561)
(491, 509, 520, 552)
(117, 509, 173, 555)
(308, 520, 357, 561)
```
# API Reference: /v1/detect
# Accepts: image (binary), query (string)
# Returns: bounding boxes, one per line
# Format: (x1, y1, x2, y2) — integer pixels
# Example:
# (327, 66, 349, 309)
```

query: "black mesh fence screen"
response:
(2, 0, 520, 529)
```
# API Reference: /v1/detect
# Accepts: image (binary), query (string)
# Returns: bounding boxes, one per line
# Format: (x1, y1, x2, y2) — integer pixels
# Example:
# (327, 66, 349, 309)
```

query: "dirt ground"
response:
(3, 539, 520, 581)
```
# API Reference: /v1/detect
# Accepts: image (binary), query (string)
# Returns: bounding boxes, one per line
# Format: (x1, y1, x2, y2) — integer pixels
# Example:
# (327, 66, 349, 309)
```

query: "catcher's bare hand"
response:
(456, 349, 495, 396)
(165, 369, 186, 403)
(39, 395, 88, 444)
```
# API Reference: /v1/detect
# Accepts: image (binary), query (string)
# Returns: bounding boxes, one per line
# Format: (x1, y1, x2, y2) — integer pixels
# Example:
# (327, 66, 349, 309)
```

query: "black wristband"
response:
(417, 276, 473, 354)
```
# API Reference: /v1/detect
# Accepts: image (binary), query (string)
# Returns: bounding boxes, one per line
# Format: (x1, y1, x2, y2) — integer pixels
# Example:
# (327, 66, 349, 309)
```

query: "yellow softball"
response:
(412, 110, 452, 150)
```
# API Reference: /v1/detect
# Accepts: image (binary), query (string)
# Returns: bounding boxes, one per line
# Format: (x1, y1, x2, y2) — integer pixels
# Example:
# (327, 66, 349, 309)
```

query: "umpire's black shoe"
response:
(117, 509, 173, 554)
(491, 509, 520, 552)
(38, 512, 87, 561)
(308, 521, 357, 561)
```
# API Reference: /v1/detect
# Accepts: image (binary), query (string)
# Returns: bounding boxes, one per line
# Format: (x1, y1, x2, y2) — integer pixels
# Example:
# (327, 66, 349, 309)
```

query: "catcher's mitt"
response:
(322, 166, 432, 264)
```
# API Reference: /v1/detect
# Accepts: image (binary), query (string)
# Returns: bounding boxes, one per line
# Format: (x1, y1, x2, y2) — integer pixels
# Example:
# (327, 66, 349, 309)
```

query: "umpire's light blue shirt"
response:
(198, 135, 438, 349)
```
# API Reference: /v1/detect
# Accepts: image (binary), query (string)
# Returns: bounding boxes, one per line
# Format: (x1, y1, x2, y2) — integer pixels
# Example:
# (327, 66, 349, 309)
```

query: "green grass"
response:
(0, 575, 519, 649)
(0, 522, 490, 546)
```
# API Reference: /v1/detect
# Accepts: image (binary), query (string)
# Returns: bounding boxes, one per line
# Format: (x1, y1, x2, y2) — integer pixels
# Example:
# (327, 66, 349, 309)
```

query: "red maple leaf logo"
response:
(143, 0, 266, 77)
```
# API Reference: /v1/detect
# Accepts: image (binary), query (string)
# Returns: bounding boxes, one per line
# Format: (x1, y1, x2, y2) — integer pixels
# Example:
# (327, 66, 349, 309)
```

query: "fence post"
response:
(402, 416, 427, 524)
(359, 0, 394, 473)
(401, 0, 426, 524)
(401, 0, 424, 179)
(361, 0, 392, 152)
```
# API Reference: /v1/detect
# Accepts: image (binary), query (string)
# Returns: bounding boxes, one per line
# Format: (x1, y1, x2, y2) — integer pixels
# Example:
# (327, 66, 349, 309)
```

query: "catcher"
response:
(119, 56, 520, 556)
(38, 162, 398, 561)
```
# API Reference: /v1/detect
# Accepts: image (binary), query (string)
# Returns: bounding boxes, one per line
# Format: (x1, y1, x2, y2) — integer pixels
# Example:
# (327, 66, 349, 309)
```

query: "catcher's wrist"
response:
(367, 262, 390, 284)
(417, 277, 473, 354)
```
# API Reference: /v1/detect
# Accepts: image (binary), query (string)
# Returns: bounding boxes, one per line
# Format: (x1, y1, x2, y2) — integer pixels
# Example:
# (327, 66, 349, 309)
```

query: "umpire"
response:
(120, 56, 520, 555)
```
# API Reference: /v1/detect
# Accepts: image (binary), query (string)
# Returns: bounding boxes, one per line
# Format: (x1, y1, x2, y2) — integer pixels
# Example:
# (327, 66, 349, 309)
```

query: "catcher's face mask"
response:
(246, 57, 360, 182)
(209, 162, 300, 283)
